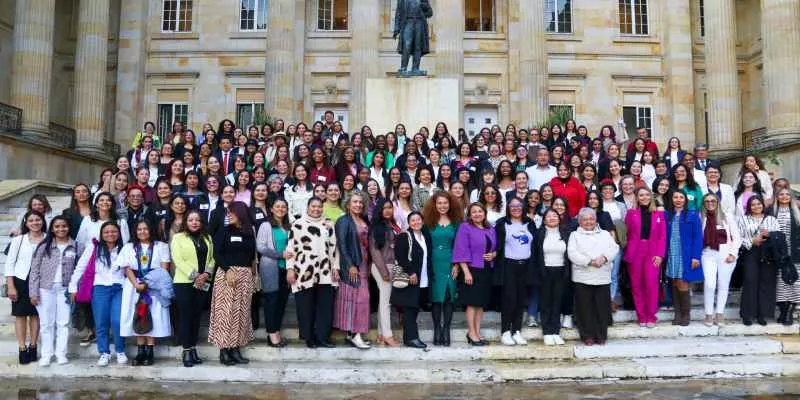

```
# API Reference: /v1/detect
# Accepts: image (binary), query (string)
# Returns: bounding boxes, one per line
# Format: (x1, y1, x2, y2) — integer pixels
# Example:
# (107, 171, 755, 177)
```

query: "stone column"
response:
(349, 0, 381, 128)
(114, 0, 148, 147)
(434, 0, 465, 125)
(73, 0, 110, 154)
(265, 0, 297, 122)
(664, 0, 696, 149)
(9, 0, 56, 138)
(509, 0, 548, 128)
(762, 0, 800, 143)
(704, 0, 742, 155)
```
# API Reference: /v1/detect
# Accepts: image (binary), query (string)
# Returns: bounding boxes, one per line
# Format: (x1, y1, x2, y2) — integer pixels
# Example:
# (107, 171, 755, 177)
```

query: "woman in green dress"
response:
(422, 191, 464, 346)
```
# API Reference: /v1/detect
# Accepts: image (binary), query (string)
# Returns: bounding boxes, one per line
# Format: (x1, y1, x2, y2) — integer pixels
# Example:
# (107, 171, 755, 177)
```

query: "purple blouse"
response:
(452, 222, 497, 269)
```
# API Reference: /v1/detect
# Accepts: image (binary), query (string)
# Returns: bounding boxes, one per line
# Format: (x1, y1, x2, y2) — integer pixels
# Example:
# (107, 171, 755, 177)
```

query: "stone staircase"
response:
(0, 193, 799, 384)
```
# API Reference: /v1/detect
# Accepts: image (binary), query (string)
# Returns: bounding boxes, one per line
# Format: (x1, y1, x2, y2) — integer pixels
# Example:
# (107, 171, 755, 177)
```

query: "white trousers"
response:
(701, 249, 736, 315)
(371, 264, 393, 337)
(36, 284, 71, 359)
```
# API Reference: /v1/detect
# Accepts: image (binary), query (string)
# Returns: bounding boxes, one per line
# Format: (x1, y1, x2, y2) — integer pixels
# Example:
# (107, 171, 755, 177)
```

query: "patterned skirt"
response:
(777, 263, 800, 303)
(333, 265, 370, 333)
(208, 267, 255, 348)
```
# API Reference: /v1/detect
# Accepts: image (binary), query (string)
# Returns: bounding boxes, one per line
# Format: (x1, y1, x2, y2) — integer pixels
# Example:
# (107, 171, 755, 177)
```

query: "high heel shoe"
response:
(190, 348, 203, 365)
(466, 334, 486, 347)
(182, 349, 194, 367)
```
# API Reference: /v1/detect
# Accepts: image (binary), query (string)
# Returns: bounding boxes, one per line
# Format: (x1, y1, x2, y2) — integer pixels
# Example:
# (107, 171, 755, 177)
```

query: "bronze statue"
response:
(393, 0, 433, 77)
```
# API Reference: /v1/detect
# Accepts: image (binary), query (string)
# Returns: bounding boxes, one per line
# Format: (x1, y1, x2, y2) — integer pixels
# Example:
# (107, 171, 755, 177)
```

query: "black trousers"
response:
(402, 306, 420, 343)
(501, 259, 528, 333)
(540, 266, 567, 335)
(263, 269, 290, 334)
(295, 284, 334, 343)
(174, 283, 209, 349)
(740, 248, 777, 321)
(574, 283, 611, 342)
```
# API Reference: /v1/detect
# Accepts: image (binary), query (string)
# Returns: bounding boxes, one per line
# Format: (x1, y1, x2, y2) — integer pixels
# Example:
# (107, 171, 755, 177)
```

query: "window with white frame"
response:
(545, 0, 572, 33)
(240, 0, 268, 31)
(237, 103, 265, 129)
(549, 104, 575, 120)
(157, 104, 189, 137)
(622, 105, 652, 138)
(317, 0, 348, 31)
(465, 0, 495, 32)
(161, 0, 193, 33)
(618, 0, 648, 35)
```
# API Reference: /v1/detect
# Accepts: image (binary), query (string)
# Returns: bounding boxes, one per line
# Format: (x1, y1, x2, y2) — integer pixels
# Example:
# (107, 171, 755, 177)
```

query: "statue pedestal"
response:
(365, 77, 460, 137)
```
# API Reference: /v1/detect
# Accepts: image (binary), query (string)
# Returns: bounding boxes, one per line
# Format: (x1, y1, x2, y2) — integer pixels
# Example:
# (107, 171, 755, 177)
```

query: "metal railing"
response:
(103, 140, 121, 159)
(0, 102, 22, 133)
(48, 122, 77, 149)
(743, 127, 768, 151)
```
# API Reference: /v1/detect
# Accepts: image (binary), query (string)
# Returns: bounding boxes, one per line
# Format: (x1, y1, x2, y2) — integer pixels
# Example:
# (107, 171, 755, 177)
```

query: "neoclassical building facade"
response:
(0, 0, 799, 183)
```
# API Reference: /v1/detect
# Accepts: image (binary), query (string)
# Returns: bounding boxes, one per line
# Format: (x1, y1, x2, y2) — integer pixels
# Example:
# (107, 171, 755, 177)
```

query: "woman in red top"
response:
(308, 147, 336, 186)
(549, 162, 587, 218)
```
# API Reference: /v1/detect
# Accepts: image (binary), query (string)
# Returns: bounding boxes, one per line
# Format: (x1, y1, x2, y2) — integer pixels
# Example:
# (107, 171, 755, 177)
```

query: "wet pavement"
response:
(4, 378, 800, 399)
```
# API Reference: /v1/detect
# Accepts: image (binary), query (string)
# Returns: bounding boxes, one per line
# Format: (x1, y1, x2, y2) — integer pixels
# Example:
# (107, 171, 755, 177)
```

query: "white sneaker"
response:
(512, 331, 528, 345)
(527, 315, 539, 328)
(350, 334, 371, 350)
(56, 355, 68, 365)
(544, 335, 556, 346)
(553, 335, 566, 346)
(501, 331, 516, 346)
(97, 353, 111, 366)
(38, 356, 52, 367)
(561, 315, 573, 329)
(116, 352, 129, 365)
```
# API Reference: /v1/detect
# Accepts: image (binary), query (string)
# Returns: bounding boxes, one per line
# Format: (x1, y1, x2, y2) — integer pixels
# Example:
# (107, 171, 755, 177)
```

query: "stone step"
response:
(0, 336, 782, 363)
(3, 354, 800, 383)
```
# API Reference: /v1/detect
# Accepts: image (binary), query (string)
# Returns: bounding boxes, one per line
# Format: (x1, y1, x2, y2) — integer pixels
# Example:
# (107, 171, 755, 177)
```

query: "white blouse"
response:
(113, 242, 172, 276)
(3, 234, 40, 280)
(68, 245, 124, 292)
(75, 216, 130, 248)
(413, 231, 429, 289)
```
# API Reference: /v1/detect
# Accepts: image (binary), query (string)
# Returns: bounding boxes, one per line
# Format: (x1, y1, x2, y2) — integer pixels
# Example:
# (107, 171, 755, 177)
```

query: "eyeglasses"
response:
(704, 200, 717, 204)
(509, 205, 523, 209)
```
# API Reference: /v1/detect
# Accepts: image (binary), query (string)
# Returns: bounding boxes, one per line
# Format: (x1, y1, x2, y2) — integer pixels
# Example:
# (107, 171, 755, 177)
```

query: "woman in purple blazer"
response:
(624, 187, 667, 327)
(452, 202, 497, 346)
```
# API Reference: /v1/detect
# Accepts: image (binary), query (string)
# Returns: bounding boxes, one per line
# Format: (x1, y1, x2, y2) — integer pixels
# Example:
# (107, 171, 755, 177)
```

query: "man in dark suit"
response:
(693, 143, 716, 172)
(214, 136, 237, 176)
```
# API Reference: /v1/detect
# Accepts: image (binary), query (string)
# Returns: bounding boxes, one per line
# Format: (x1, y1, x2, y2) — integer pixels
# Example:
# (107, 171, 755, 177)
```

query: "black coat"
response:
(393, 0, 432, 55)
(391, 230, 433, 309)
(335, 214, 366, 287)
(493, 217, 538, 286)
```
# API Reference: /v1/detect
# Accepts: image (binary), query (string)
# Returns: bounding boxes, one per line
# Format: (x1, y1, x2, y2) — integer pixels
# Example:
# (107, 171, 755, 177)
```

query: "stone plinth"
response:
(365, 78, 460, 136)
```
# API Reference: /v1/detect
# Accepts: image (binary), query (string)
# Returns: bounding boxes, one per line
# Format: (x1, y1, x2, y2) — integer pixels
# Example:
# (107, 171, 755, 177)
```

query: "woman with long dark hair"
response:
(670, 164, 703, 211)
(737, 195, 780, 325)
(256, 198, 293, 347)
(734, 169, 765, 216)
(773, 188, 800, 325)
(392, 211, 433, 349)
(369, 199, 401, 347)
(209, 201, 256, 365)
(701, 193, 741, 326)
(664, 191, 703, 326)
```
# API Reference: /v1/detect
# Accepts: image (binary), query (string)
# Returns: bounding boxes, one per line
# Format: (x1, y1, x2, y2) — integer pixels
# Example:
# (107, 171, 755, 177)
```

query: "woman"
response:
(624, 187, 667, 327)
(616, 176, 637, 210)
(63, 184, 93, 240)
(391, 212, 433, 349)
(255, 199, 293, 347)
(671, 164, 703, 211)
(166, 159, 186, 194)
(568, 207, 620, 346)
(287, 197, 338, 348)
(550, 162, 586, 218)
(453, 202, 497, 346)
(534, 208, 570, 344)
(701, 193, 741, 326)
(28, 216, 77, 366)
(662, 137, 686, 169)
(68, 222, 126, 366)
(734, 169, 765, 216)
(323, 182, 345, 222)
(109, 171, 130, 209)
(774, 188, 800, 325)
(159, 194, 188, 242)
(702, 165, 736, 217)
(738, 195, 780, 325)
(5, 211, 45, 364)
(333, 193, 372, 349)
(422, 192, 462, 346)
(368, 199, 401, 347)
(581, 164, 599, 193)
(76, 192, 131, 246)
(392, 181, 416, 231)
(209, 201, 256, 365)
(284, 164, 314, 222)
(738, 155, 773, 204)
(413, 167, 438, 210)
(664, 191, 704, 326)
(171, 210, 215, 367)
(494, 197, 536, 346)
(505, 171, 530, 205)
(115, 220, 172, 366)
(309, 147, 336, 186)
(233, 169, 252, 206)
(478, 185, 505, 226)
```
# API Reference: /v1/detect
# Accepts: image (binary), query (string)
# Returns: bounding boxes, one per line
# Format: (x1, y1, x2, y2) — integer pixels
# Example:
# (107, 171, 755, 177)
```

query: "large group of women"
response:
(5, 114, 799, 368)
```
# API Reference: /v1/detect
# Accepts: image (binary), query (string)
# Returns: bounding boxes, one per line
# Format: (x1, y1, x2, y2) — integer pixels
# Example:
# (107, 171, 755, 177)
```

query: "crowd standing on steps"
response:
(3, 112, 800, 368)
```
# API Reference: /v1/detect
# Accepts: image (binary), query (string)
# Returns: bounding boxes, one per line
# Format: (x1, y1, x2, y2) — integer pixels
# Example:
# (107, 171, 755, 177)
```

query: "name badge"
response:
(716, 224, 725, 229)
(231, 236, 242, 243)
(318, 176, 327, 182)
(64, 251, 76, 258)
(256, 213, 265, 219)
(200, 204, 209, 210)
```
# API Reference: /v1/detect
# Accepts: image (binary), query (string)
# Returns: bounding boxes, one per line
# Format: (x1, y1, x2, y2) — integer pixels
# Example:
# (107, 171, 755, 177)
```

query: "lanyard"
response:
(135, 243, 154, 279)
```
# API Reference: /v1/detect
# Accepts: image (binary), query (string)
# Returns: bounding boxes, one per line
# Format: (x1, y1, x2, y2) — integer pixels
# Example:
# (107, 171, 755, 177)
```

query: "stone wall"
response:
(0, 135, 110, 185)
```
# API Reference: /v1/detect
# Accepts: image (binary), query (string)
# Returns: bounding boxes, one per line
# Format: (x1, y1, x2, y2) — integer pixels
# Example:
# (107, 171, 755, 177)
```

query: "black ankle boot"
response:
(783, 302, 795, 326)
(431, 303, 442, 346)
(132, 345, 146, 366)
(182, 349, 194, 367)
(190, 348, 203, 365)
(219, 349, 236, 366)
(777, 302, 788, 324)
(671, 286, 681, 325)
(229, 347, 249, 364)
(26, 345, 37, 362)
(19, 346, 29, 365)
(144, 345, 155, 366)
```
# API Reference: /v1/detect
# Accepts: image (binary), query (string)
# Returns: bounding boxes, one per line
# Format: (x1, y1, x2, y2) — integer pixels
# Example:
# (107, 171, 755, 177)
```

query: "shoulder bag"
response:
(1, 236, 23, 298)
(391, 233, 411, 289)
(75, 239, 99, 304)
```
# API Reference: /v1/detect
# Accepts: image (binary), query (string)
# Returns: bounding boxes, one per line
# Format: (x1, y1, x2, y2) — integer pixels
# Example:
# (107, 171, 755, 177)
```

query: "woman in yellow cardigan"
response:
(171, 210, 215, 367)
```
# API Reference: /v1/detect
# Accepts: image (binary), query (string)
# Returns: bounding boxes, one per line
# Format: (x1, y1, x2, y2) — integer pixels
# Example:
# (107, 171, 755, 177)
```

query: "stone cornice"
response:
(224, 71, 264, 78)
(145, 71, 201, 79)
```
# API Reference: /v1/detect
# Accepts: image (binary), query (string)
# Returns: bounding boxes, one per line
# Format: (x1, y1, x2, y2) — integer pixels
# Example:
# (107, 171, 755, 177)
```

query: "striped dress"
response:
(776, 208, 800, 303)
(333, 225, 371, 334)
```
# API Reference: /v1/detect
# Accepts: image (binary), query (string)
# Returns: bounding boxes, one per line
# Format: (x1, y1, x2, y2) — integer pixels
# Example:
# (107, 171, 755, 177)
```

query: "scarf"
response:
(704, 210, 721, 250)
(640, 207, 651, 240)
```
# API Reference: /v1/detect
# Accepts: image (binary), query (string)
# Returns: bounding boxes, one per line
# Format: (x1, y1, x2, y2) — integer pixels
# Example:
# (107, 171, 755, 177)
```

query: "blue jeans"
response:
(527, 285, 540, 319)
(91, 284, 124, 355)
(610, 252, 622, 301)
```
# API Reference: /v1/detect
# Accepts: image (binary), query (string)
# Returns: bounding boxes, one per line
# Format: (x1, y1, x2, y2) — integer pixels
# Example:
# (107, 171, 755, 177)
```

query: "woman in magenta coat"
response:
(624, 187, 667, 327)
